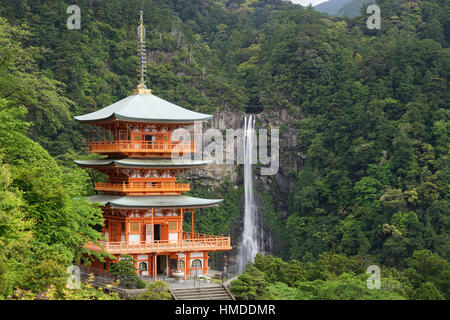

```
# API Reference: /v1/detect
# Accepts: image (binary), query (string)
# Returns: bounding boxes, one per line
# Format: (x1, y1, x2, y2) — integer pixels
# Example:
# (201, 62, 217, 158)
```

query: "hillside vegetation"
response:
(314, 0, 353, 15)
(337, 0, 375, 17)
(0, 0, 448, 299)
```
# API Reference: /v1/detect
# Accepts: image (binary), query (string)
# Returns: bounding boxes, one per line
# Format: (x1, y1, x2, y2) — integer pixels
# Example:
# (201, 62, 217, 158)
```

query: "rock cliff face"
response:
(182, 107, 304, 260)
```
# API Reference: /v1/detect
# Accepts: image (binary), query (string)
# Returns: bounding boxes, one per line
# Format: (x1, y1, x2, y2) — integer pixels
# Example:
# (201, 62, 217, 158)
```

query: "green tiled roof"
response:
(74, 93, 212, 123)
(88, 195, 223, 209)
(74, 159, 213, 168)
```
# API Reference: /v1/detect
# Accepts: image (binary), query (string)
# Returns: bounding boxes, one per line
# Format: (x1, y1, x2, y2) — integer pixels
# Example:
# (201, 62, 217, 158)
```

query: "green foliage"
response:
(7, 280, 119, 300)
(267, 282, 298, 300)
(230, 265, 269, 300)
(0, 18, 75, 156)
(0, 97, 104, 254)
(337, 0, 375, 18)
(134, 281, 173, 300)
(253, 253, 306, 286)
(234, 252, 434, 300)
(410, 282, 445, 300)
(110, 255, 146, 289)
(0, 0, 448, 300)
(0, 95, 104, 297)
(0, 154, 33, 297)
(295, 273, 405, 300)
(109, 255, 137, 277)
(22, 259, 68, 293)
(405, 250, 450, 299)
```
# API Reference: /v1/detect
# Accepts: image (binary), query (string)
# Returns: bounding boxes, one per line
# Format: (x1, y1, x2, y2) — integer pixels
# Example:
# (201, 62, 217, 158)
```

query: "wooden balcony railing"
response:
(84, 232, 231, 254)
(88, 140, 195, 154)
(182, 232, 226, 241)
(95, 182, 190, 194)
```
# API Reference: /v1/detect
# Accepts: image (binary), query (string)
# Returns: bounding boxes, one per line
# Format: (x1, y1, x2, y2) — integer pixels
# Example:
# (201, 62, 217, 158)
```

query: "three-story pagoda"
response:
(75, 12, 231, 280)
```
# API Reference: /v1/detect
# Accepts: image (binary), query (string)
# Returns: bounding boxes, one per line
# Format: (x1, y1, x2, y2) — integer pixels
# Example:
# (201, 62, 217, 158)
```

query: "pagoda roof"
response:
(74, 93, 212, 123)
(88, 195, 223, 209)
(74, 158, 213, 169)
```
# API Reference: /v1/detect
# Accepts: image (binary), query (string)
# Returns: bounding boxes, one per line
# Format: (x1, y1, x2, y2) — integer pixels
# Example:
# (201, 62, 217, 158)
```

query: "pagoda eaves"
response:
(89, 195, 223, 209)
(75, 93, 212, 124)
(74, 158, 213, 169)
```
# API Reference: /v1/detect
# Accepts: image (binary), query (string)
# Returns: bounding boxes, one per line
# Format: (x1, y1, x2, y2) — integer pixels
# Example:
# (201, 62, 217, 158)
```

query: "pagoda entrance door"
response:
(157, 255, 168, 275)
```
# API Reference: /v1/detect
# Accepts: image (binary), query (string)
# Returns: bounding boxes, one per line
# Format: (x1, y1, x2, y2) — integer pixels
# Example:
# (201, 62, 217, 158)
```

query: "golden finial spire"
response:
(133, 10, 151, 95)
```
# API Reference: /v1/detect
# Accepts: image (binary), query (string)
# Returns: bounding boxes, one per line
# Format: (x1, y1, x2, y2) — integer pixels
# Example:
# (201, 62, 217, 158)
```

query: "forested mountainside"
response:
(313, 0, 374, 17)
(337, 0, 375, 17)
(0, 0, 449, 300)
(313, 0, 353, 15)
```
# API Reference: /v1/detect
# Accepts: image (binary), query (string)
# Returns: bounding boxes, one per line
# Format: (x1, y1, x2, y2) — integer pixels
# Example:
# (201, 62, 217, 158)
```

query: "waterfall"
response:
(238, 114, 260, 273)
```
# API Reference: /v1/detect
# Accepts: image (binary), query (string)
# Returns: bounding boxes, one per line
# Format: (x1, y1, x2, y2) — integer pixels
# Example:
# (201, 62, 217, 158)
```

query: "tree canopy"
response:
(0, 0, 448, 300)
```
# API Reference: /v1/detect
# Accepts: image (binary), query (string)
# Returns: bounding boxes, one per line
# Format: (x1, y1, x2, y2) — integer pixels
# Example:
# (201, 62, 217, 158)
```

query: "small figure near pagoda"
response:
(75, 11, 231, 280)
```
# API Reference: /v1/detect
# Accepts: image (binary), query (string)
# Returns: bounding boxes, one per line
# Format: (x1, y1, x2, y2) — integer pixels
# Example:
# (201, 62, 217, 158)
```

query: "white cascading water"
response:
(238, 114, 259, 273)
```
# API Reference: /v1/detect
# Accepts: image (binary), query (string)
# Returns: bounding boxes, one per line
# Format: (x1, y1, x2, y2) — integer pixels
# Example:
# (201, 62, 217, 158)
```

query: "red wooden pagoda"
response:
(75, 12, 231, 280)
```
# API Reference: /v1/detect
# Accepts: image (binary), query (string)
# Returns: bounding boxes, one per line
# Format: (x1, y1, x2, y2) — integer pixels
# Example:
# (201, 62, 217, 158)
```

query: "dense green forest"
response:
(0, 0, 448, 299)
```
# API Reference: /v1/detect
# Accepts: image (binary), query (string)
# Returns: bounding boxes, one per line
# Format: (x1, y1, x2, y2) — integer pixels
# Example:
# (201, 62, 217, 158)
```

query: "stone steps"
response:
(171, 285, 234, 300)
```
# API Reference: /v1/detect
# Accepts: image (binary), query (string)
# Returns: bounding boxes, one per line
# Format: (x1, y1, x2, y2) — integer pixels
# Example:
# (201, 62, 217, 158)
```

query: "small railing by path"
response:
(84, 232, 231, 254)
(78, 265, 153, 298)
(221, 263, 240, 285)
